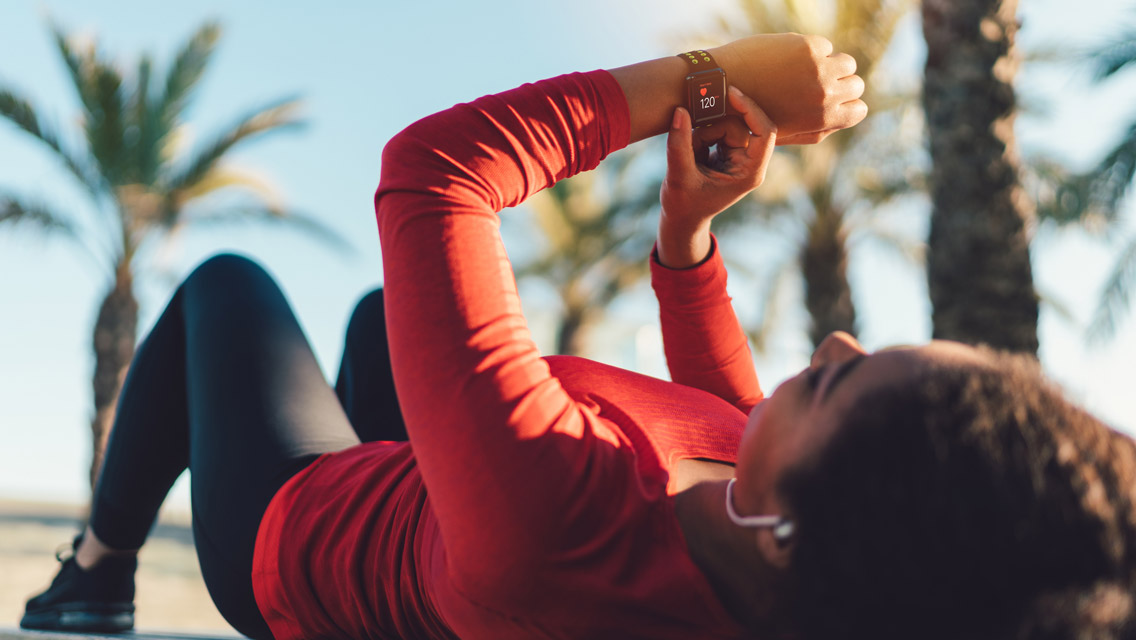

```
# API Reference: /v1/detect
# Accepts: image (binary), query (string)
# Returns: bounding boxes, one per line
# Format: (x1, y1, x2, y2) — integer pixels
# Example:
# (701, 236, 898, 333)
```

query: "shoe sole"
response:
(21, 602, 134, 633)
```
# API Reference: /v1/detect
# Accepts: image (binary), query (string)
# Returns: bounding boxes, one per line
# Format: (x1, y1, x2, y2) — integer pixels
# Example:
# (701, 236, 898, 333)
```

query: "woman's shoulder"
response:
(543, 355, 745, 469)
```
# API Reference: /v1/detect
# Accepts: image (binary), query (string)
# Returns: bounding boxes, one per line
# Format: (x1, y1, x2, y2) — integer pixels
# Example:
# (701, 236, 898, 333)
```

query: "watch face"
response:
(687, 68, 727, 126)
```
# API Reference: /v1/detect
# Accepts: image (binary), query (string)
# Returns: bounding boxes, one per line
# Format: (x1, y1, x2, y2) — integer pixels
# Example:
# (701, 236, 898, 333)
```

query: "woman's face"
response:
(732, 332, 988, 521)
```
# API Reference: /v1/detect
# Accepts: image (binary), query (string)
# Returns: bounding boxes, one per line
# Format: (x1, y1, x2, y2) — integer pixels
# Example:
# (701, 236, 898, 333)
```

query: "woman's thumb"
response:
(666, 107, 697, 178)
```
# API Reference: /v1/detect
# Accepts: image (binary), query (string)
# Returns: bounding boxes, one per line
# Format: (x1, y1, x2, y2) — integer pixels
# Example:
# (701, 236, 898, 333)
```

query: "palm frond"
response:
(1016, 86, 1057, 121)
(852, 223, 925, 264)
(514, 253, 559, 281)
(0, 195, 107, 270)
(595, 257, 651, 306)
(163, 97, 304, 196)
(1086, 122, 1136, 217)
(527, 181, 583, 254)
(1035, 285, 1079, 331)
(152, 166, 294, 238)
(157, 22, 221, 136)
(175, 167, 283, 205)
(0, 89, 97, 193)
(836, 0, 915, 79)
(129, 55, 152, 127)
(1020, 43, 1072, 66)
(0, 196, 77, 233)
(743, 254, 798, 354)
(50, 21, 98, 116)
(1028, 123, 1136, 231)
(127, 55, 162, 184)
(177, 205, 353, 255)
(785, 0, 818, 32)
(512, 149, 657, 308)
(866, 86, 921, 114)
(84, 60, 127, 185)
(1087, 235, 1136, 344)
(719, 0, 801, 35)
(1091, 31, 1136, 81)
(854, 165, 925, 208)
(736, 1, 784, 34)
(49, 21, 128, 185)
(1029, 157, 1091, 227)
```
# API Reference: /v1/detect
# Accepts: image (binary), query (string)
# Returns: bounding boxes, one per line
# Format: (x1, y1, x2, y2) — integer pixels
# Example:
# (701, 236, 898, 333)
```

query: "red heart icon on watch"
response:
(700, 88, 707, 96)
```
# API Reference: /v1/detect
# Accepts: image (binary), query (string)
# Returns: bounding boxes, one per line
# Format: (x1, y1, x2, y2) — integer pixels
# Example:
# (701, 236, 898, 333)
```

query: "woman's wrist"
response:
(607, 56, 689, 145)
(656, 216, 712, 269)
(609, 34, 863, 146)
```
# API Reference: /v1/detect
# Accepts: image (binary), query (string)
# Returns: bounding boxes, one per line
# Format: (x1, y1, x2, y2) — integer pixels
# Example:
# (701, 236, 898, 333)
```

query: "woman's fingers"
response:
(719, 75, 863, 149)
(665, 107, 698, 179)
(839, 73, 866, 104)
(812, 53, 865, 133)
(726, 86, 777, 163)
(778, 92, 868, 146)
(830, 73, 867, 130)
(696, 116, 753, 150)
(727, 86, 776, 138)
(806, 34, 835, 57)
(829, 52, 857, 79)
(839, 98, 869, 129)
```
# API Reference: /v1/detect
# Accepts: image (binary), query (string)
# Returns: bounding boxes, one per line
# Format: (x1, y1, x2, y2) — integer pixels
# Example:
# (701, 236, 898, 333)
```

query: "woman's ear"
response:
(755, 528, 793, 570)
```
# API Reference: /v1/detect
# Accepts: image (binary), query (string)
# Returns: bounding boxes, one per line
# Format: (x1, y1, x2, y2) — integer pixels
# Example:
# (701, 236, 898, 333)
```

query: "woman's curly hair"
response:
(777, 348, 1136, 639)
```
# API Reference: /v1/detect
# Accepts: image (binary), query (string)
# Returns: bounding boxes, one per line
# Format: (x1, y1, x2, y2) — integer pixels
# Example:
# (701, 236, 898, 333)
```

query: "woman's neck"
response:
(673, 479, 784, 636)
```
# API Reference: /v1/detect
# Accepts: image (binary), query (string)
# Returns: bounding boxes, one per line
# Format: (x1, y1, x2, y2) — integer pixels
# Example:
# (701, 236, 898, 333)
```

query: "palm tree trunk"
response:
(556, 306, 587, 357)
(89, 260, 138, 490)
(801, 210, 857, 348)
(922, 0, 1039, 354)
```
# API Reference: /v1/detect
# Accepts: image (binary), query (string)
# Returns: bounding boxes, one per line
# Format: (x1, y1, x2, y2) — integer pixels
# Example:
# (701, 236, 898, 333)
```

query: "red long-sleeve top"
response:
(251, 70, 764, 639)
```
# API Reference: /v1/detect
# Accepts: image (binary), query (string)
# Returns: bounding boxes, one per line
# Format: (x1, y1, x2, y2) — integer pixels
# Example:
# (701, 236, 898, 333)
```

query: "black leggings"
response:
(88, 253, 407, 639)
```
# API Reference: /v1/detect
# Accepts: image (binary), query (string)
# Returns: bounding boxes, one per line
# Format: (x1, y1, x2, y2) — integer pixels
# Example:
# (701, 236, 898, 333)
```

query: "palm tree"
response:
(0, 21, 334, 489)
(1032, 28, 1136, 342)
(922, 0, 1039, 354)
(708, 0, 924, 348)
(512, 149, 662, 355)
(513, 0, 923, 356)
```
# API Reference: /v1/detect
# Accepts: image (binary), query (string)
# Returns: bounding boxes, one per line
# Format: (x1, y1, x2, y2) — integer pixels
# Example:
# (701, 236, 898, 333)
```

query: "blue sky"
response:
(0, 0, 1133, 510)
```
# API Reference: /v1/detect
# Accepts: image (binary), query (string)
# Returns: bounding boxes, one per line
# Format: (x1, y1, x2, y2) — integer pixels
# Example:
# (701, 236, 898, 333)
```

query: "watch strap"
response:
(677, 50, 719, 70)
(678, 49, 727, 127)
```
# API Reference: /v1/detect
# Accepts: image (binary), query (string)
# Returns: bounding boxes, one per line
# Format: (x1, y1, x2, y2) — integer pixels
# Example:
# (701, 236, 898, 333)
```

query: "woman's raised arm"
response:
(373, 35, 864, 601)
(609, 33, 866, 145)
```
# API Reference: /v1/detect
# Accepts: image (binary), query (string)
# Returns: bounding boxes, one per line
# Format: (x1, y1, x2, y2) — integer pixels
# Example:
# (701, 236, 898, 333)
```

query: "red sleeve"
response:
(374, 72, 632, 595)
(651, 237, 764, 414)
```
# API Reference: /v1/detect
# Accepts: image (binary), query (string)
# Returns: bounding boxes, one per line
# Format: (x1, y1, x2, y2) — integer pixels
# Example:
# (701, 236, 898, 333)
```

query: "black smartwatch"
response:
(677, 50, 727, 128)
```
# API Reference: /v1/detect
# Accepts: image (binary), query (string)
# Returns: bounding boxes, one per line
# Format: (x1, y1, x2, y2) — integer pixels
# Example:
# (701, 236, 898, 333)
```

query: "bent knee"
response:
(184, 253, 273, 295)
(345, 289, 385, 337)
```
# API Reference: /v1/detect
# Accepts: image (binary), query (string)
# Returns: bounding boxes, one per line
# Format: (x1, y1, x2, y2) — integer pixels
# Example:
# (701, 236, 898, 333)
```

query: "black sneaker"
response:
(20, 535, 137, 633)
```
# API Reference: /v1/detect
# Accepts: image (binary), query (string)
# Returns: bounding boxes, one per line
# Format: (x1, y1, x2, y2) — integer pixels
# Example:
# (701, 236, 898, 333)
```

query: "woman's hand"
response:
(711, 33, 865, 143)
(656, 86, 776, 269)
(609, 33, 864, 149)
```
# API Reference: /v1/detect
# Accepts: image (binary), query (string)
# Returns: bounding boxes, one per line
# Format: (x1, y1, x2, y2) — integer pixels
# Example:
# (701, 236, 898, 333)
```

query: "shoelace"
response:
(54, 539, 77, 563)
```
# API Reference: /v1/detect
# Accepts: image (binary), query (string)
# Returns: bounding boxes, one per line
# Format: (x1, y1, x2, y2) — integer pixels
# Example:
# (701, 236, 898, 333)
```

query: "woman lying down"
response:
(23, 32, 1136, 640)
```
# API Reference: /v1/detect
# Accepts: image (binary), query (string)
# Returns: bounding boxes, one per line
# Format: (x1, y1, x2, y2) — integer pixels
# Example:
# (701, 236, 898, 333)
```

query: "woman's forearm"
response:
(608, 33, 865, 145)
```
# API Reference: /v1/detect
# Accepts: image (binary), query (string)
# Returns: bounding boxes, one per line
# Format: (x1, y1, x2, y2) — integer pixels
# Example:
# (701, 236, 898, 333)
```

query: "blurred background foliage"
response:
(1031, 26, 1136, 341)
(0, 21, 342, 489)
(708, 0, 925, 351)
(511, 0, 931, 356)
(511, 0, 1136, 359)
